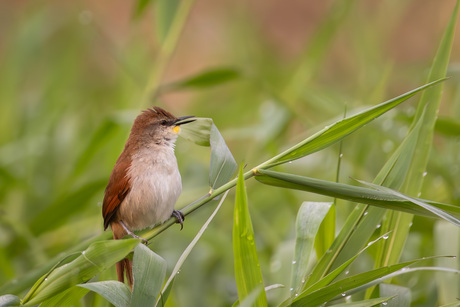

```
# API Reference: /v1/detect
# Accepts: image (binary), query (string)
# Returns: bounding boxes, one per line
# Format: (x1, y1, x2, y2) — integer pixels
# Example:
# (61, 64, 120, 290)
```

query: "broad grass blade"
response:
(379, 284, 411, 307)
(291, 202, 332, 296)
(266, 79, 446, 167)
(21, 239, 140, 306)
(40, 287, 89, 307)
(79, 281, 131, 307)
(233, 165, 267, 306)
(131, 244, 167, 307)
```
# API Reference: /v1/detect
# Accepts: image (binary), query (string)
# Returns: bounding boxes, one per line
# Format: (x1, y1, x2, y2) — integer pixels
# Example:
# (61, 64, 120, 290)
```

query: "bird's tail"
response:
(112, 222, 134, 289)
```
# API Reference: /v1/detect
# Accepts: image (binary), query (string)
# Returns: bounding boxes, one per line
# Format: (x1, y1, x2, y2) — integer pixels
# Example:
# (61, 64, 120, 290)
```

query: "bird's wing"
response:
(102, 155, 131, 230)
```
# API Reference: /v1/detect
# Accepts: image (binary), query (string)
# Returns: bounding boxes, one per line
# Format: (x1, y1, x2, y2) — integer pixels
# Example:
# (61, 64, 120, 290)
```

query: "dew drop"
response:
(341, 293, 346, 297)
(339, 153, 344, 158)
(82, 251, 86, 255)
(292, 260, 297, 264)
(382, 302, 388, 306)
(44, 278, 48, 281)
(345, 270, 349, 275)
(417, 192, 422, 197)
(383, 235, 389, 240)
(301, 278, 306, 283)
(363, 211, 368, 216)
(290, 288, 294, 291)
(295, 293, 298, 297)
(423, 171, 427, 177)
(376, 224, 381, 229)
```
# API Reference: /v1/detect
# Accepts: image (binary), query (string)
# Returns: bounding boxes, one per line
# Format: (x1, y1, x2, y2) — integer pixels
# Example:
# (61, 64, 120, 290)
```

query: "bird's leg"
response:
(171, 210, 185, 230)
(120, 220, 148, 244)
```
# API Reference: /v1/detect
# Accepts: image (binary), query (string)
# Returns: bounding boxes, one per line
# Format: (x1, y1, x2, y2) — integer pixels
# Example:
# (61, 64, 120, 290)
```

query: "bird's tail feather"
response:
(112, 222, 134, 289)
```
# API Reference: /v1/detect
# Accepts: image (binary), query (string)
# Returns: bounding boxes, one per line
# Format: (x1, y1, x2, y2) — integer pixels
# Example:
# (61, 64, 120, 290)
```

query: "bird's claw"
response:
(172, 210, 185, 230)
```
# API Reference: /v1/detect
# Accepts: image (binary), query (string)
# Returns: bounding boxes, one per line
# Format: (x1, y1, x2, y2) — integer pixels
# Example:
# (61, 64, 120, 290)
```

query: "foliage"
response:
(0, 0, 459, 306)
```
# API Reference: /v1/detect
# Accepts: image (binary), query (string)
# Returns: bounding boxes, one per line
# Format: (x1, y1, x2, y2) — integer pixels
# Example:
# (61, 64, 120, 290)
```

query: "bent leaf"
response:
(255, 170, 460, 223)
(180, 117, 237, 189)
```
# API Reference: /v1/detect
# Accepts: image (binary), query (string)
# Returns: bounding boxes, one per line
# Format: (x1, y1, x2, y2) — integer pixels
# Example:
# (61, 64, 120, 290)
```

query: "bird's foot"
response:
(172, 210, 185, 230)
(120, 220, 148, 244)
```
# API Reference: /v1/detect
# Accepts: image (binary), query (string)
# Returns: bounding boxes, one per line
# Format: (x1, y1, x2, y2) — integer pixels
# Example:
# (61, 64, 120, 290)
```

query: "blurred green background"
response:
(0, 0, 459, 306)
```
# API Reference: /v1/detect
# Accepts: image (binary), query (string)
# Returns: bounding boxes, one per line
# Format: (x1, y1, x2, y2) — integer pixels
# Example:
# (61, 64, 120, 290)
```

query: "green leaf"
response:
(40, 286, 89, 307)
(78, 281, 131, 307)
(329, 296, 395, 307)
(0, 294, 20, 307)
(255, 170, 460, 223)
(356, 180, 460, 227)
(435, 116, 460, 136)
(291, 202, 332, 296)
(161, 67, 240, 92)
(379, 0, 459, 272)
(179, 117, 212, 146)
(233, 165, 267, 306)
(131, 244, 167, 306)
(180, 118, 237, 190)
(154, 0, 180, 44)
(379, 284, 411, 307)
(302, 234, 390, 296)
(265, 79, 446, 167)
(292, 258, 425, 306)
(21, 239, 140, 306)
(134, 0, 154, 18)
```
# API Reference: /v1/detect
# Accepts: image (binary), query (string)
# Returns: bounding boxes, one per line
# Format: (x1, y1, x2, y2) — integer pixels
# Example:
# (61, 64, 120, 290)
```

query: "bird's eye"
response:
(160, 120, 168, 126)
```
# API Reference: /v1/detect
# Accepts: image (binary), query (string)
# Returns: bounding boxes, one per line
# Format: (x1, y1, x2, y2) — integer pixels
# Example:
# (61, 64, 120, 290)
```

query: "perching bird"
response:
(102, 106, 194, 287)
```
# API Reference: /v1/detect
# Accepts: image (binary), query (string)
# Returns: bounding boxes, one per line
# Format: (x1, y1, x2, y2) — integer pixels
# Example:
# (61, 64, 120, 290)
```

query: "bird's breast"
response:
(119, 146, 182, 230)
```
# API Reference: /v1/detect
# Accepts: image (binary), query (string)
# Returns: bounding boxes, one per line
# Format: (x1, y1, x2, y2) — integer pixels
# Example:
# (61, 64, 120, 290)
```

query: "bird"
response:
(102, 106, 194, 288)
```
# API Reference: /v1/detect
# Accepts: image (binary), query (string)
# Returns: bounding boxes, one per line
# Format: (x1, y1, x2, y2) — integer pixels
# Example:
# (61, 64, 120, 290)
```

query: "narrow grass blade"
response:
(302, 234, 391, 296)
(79, 281, 131, 307)
(265, 79, 446, 167)
(329, 296, 395, 307)
(131, 244, 167, 307)
(233, 165, 267, 306)
(180, 117, 237, 190)
(291, 202, 332, 296)
(378, 0, 459, 272)
(292, 258, 435, 306)
(21, 239, 140, 306)
(255, 170, 460, 221)
(157, 190, 229, 306)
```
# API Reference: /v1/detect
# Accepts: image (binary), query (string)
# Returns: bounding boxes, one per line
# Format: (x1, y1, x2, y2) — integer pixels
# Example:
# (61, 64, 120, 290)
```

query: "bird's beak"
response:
(173, 116, 195, 134)
(174, 116, 196, 126)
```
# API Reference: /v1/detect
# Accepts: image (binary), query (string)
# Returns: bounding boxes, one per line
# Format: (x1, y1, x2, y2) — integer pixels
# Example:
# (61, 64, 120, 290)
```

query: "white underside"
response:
(119, 146, 181, 231)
